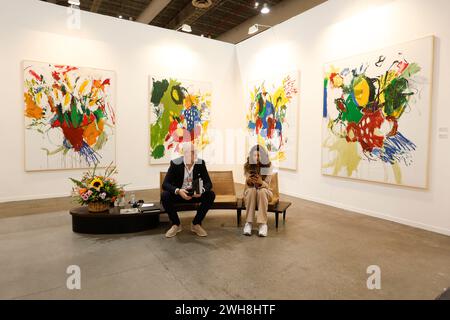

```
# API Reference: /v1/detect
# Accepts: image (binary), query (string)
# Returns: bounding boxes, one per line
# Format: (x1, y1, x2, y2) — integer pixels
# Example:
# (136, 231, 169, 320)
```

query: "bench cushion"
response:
(215, 195, 237, 204)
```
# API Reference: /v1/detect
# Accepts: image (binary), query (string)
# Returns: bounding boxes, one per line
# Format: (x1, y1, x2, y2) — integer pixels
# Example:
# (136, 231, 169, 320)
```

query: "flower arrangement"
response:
(70, 163, 125, 212)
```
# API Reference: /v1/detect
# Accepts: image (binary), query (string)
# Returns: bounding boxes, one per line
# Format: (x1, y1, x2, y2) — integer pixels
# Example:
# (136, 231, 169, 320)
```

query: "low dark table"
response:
(70, 205, 161, 234)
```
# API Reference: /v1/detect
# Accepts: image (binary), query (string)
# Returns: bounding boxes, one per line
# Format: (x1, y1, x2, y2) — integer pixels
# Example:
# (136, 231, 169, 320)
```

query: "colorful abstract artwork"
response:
(149, 76, 211, 164)
(23, 61, 116, 171)
(322, 36, 434, 188)
(246, 72, 299, 170)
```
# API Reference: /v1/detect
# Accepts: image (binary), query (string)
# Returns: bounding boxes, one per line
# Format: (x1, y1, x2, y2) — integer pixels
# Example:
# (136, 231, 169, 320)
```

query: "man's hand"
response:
(178, 189, 192, 200)
(192, 192, 202, 198)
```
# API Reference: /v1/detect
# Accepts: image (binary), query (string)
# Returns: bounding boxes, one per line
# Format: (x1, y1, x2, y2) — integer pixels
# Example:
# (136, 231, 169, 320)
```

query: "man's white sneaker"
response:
(258, 224, 268, 237)
(191, 223, 208, 237)
(243, 222, 252, 236)
(165, 224, 182, 238)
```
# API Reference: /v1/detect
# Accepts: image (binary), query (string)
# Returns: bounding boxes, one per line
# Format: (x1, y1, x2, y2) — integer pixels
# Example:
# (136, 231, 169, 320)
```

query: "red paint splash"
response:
(397, 61, 409, 75)
(52, 71, 61, 81)
(255, 118, 262, 134)
(346, 109, 385, 152)
(29, 70, 41, 81)
(267, 117, 275, 139)
(61, 124, 84, 151)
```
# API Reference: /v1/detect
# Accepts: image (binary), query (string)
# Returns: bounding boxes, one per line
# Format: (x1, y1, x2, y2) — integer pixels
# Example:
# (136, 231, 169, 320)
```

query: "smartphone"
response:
(186, 188, 194, 196)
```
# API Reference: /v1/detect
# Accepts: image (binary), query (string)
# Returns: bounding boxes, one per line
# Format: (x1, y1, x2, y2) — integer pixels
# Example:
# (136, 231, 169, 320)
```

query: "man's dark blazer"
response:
(162, 157, 213, 195)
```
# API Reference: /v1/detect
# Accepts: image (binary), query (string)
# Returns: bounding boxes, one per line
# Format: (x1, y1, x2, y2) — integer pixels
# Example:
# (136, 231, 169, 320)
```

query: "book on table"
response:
(139, 202, 161, 213)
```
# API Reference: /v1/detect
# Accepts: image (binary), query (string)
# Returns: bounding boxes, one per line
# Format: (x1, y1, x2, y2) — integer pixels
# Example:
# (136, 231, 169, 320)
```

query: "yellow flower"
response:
(89, 177, 104, 191)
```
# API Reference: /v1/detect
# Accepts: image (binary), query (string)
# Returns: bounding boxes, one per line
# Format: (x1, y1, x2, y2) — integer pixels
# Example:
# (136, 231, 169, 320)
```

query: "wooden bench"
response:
(159, 171, 291, 228)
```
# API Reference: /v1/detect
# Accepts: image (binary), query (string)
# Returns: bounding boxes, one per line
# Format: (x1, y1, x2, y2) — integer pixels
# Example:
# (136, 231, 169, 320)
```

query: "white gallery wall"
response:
(0, 0, 241, 202)
(0, 0, 449, 236)
(235, 0, 450, 235)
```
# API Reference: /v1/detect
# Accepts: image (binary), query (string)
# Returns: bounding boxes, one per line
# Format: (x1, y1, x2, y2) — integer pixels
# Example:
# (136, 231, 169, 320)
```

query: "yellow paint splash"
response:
(64, 73, 73, 92)
(392, 161, 402, 184)
(24, 93, 43, 119)
(323, 137, 361, 176)
(63, 93, 71, 108)
(78, 79, 89, 96)
(183, 94, 199, 109)
(353, 77, 370, 107)
(273, 86, 288, 110)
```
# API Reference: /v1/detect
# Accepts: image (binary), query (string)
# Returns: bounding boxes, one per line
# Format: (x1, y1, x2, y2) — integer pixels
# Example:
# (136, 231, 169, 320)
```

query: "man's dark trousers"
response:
(161, 190, 216, 226)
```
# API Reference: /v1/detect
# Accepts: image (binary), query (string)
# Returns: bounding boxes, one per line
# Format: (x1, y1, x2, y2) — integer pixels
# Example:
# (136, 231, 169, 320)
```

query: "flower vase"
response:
(88, 202, 109, 213)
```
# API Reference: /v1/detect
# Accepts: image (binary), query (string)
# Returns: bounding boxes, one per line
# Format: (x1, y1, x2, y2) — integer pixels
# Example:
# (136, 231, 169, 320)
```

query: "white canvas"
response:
(23, 60, 116, 171)
(322, 36, 434, 188)
(246, 71, 299, 170)
(149, 76, 212, 164)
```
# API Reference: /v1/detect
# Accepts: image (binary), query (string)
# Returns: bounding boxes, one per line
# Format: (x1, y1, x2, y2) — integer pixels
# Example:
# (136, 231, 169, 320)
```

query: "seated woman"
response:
(243, 144, 273, 237)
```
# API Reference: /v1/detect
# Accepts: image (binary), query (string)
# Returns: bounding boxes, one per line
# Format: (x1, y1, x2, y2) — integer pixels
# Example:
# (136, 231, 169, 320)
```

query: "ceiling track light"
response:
(68, 0, 80, 9)
(261, 3, 270, 14)
(176, 24, 192, 33)
(248, 23, 272, 35)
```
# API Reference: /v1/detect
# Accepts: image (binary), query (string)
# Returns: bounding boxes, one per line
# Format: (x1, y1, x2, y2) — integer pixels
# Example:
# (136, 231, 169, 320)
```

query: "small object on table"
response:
(120, 208, 139, 214)
(139, 202, 161, 213)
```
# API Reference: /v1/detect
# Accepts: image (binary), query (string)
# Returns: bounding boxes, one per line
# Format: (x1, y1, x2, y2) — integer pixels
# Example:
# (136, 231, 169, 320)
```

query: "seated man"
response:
(161, 143, 215, 238)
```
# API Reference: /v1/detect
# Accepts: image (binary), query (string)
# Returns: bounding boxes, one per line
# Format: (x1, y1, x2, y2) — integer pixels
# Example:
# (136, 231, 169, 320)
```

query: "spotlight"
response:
(248, 24, 259, 35)
(68, 0, 80, 9)
(261, 3, 270, 14)
(176, 24, 192, 33)
(248, 23, 272, 35)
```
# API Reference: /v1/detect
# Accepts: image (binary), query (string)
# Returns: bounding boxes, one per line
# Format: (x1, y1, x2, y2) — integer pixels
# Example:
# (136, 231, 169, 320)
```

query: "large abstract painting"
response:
(149, 76, 212, 164)
(322, 36, 434, 188)
(23, 61, 116, 171)
(246, 72, 299, 170)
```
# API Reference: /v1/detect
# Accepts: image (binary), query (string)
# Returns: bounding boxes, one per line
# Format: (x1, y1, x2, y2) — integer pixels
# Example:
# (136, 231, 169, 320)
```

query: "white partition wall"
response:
(0, 0, 240, 202)
(235, 0, 450, 235)
(1, 0, 449, 236)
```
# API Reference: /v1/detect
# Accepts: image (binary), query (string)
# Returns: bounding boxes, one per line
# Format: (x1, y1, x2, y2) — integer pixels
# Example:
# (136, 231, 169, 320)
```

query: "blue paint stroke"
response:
(380, 132, 416, 166)
(79, 142, 101, 165)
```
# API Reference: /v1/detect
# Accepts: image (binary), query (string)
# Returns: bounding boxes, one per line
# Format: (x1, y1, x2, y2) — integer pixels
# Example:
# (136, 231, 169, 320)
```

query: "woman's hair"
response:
(244, 144, 271, 176)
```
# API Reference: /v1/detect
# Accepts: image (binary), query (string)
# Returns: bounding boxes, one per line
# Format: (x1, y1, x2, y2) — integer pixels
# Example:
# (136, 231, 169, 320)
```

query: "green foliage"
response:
(69, 163, 125, 205)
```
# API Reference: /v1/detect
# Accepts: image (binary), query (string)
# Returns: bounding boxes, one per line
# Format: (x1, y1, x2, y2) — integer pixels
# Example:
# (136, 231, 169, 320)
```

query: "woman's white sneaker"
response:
(243, 222, 252, 236)
(258, 224, 268, 237)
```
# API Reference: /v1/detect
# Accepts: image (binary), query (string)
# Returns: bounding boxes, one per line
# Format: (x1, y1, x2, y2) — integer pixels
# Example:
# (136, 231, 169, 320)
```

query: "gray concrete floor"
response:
(0, 189, 449, 300)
